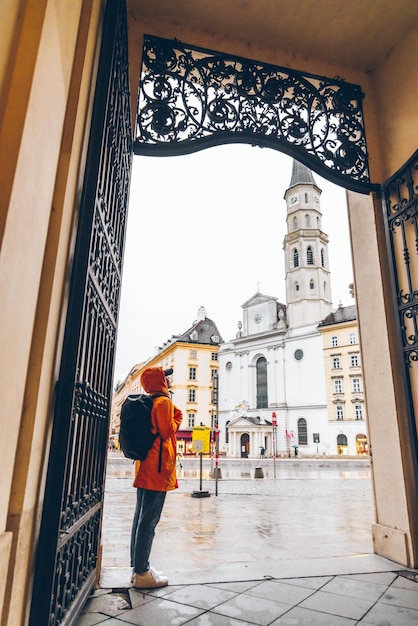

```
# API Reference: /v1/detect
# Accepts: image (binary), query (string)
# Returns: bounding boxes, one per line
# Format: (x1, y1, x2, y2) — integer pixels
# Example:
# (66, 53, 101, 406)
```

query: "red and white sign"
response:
(272, 412, 277, 426)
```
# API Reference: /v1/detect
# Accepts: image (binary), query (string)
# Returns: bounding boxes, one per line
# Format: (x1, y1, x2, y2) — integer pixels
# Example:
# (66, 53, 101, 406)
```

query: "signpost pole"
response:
(272, 412, 277, 479)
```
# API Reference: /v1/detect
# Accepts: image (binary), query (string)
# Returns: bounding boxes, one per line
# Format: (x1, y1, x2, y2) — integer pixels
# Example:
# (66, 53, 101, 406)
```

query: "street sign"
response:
(192, 426, 211, 454)
(272, 412, 277, 426)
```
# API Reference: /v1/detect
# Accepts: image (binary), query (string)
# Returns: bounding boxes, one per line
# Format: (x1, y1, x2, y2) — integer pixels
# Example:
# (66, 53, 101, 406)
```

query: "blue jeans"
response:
(130, 488, 167, 574)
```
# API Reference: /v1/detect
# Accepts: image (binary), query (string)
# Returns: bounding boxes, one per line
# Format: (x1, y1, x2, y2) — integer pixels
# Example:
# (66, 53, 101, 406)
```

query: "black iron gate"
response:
(383, 152, 418, 470)
(29, 0, 132, 624)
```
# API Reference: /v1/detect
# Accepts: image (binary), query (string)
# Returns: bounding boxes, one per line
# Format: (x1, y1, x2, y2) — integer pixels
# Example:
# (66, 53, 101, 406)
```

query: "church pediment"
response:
(227, 415, 269, 429)
(241, 292, 277, 308)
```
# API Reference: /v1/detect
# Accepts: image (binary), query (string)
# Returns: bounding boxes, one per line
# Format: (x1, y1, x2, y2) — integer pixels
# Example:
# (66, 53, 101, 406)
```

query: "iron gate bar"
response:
(29, 0, 132, 624)
(134, 35, 378, 194)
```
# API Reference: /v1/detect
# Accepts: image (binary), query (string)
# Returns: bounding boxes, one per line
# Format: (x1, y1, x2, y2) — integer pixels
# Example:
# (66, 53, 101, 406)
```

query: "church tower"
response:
(283, 160, 332, 328)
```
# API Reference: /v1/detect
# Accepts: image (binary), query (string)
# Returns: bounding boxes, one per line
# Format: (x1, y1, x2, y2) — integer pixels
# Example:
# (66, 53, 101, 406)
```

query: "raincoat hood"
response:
(140, 367, 169, 395)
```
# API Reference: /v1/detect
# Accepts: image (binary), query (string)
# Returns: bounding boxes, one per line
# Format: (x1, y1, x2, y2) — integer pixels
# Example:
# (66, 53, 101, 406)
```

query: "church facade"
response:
(218, 161, 368, 458)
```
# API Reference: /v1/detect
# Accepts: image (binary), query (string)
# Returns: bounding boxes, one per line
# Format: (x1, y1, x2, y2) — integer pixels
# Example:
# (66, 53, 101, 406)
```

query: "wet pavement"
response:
(76, 454, 418, 625)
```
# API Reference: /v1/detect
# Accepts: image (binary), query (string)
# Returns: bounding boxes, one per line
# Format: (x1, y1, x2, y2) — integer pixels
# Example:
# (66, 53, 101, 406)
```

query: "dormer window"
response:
(211, 335, 219, 343)
(190, 330, 198, 341)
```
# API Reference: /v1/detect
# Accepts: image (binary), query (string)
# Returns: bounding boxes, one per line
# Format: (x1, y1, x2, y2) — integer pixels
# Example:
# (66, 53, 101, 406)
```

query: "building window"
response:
(211, 352, 218, 361)
(349, 332, 356, 344)
(297, 418, 308, 445)
(321, 248, 325, 267)
(188, 413, 195, 428)
(350, 354, 360, 367)
(333, 378, 343, 394)
(305, 214, 311, 227)
(354, 404, 363, 419)
(309, 279, 315, 290)
(331, 335, 338, 347)
(336, 405, 344, 420)
(188, 389, 196, 402)
(352, 378, 361, 393)
(256, 356, 268, 408)
(189, 367, 196, 380)
(293, 216, 298, 230)
(225, 420, 230, 444)
(293, 248, 299, 267)
(332, 356, 341, 369)
(307, 246, 314, 265)
(295, 281, 300, 292)
(189, 350, 197, 359)
(226, 361, 232, 371)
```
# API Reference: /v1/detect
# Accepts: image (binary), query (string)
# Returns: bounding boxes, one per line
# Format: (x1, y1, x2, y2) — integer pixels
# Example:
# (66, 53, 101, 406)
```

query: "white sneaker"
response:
(132, 567, 168, 589)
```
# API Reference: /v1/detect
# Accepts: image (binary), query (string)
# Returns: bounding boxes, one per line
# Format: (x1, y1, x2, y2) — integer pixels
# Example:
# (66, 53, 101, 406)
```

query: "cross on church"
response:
(256, 280, 262, 292)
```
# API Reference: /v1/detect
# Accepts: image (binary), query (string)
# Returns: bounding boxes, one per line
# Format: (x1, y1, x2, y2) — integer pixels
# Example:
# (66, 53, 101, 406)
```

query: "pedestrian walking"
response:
(130, 366, 182, 589)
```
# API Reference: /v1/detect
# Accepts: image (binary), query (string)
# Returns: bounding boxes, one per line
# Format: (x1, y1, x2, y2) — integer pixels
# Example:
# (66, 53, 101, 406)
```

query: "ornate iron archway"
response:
(134, 35, 378, 194)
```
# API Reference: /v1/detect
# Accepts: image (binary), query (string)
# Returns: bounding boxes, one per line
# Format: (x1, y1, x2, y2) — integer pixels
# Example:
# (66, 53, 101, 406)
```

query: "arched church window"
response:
(297, 418, 308, 445)
(321, 248, 325, 267)
(295, 282, 300, 292)
(305, 192, 308, 203)
(310, 279, 315, 290)
(305, 214, 311, 227)
(293, 249, 299, 267)
(307, 246, 314, 265)
(256, 357, 268, 409)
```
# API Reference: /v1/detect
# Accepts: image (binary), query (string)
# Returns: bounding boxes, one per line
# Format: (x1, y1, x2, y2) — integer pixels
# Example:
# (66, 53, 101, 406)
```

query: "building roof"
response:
(317, 304, 357, 328)
(158, 316, 223, 349)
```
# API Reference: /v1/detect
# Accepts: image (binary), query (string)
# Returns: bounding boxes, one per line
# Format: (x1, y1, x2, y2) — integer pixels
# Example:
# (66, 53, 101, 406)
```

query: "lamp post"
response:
(272, 412, 277, 479)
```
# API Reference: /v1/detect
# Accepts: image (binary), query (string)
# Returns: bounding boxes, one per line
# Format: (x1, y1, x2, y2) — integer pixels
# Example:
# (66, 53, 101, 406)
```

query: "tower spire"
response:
(288, 159, 317, 189)
(283, 160, 332, 328)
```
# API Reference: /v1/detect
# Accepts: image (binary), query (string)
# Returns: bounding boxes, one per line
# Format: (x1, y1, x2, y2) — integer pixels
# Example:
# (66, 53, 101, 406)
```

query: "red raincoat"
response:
(133, 367, 182, 491)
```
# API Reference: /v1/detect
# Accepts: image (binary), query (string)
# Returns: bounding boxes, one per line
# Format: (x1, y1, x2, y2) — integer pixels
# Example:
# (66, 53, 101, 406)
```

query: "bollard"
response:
(254, 466, 264, 478)
(212, 467, 222, 479)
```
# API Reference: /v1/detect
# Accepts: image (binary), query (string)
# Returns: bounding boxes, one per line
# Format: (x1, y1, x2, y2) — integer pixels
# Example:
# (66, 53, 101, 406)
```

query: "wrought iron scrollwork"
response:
(135, 35, 374, 192)
(385, 151, 418, 369)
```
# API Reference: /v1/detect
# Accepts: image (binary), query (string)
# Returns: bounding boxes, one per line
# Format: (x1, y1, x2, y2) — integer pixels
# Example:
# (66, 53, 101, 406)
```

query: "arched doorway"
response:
(356, 433, 369, 455)
(337, 433, 348, 455)
(28, 10, 417, 624)
(240, 433, 250, 458)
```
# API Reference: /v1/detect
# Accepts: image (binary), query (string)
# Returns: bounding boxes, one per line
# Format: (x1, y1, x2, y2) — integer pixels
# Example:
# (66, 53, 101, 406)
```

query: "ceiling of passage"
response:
(127, 0, 418, 72)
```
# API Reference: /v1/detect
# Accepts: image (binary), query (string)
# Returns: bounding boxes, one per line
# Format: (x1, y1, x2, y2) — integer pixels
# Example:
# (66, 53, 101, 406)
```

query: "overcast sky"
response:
(113, 145, 353, 383)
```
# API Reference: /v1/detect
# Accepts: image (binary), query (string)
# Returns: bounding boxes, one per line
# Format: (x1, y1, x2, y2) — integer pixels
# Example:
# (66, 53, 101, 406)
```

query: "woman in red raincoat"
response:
(130, 366, 182, 589)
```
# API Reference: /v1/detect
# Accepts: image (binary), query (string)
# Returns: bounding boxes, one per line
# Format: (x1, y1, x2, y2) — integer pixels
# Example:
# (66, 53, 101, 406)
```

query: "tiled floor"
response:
(78, 569, 418, 625)
(75, 456, 418, 625)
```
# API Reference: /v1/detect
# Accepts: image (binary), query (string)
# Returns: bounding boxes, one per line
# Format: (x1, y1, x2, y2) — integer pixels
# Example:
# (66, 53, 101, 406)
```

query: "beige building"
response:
(1, 2, 418, 624)
(111, 307, 222, 454)
(318, 304, 368, 456)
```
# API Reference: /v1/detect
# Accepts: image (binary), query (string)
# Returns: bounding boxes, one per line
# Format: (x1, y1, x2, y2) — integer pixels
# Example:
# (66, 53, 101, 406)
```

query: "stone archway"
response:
(28, 19, 418, 626)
